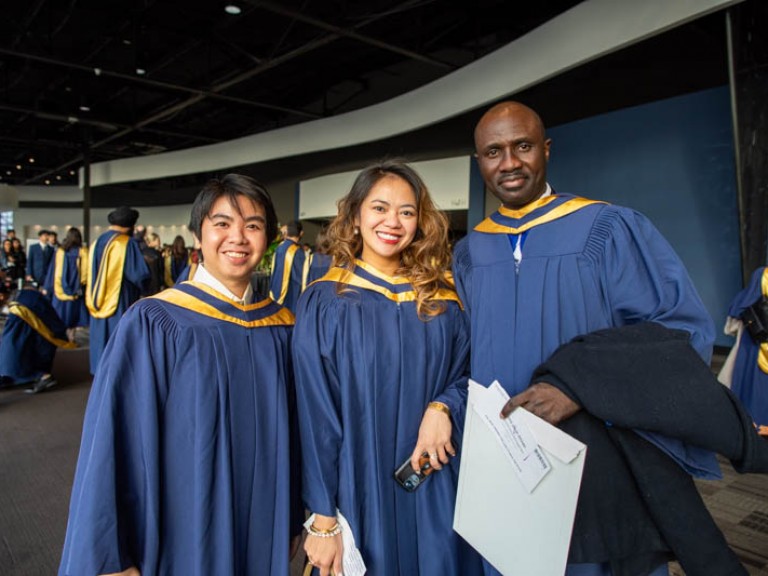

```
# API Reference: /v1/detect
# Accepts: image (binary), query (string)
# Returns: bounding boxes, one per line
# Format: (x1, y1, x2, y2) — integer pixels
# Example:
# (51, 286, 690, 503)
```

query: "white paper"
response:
(337, 512, 366, 576)
(470, 380, 551, 492)
(454, 381, 587, 576)
(304, 511, 367, 576)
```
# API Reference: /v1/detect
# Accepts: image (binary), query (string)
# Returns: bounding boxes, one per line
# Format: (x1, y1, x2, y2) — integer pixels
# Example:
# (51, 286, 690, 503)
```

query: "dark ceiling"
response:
(0, 0, 583, 189)
(0, 0, 734, 204)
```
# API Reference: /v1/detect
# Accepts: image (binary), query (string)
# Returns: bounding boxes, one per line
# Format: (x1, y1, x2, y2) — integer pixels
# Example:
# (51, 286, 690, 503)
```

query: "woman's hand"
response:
(410, 404, 455, 472)
(101, 568, 140, 576)
(305, 514, 343, 576)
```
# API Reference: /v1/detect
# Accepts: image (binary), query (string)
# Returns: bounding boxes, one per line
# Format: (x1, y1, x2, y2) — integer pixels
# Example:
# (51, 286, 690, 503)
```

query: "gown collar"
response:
(193, 263, 254, 305)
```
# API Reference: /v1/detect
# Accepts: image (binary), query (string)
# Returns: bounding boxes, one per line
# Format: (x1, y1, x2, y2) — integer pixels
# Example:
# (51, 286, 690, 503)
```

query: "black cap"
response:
(108, 206, 139, 227)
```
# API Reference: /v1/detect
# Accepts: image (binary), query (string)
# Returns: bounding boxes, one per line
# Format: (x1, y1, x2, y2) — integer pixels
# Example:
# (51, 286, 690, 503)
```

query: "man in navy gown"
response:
(452, 101, 716, 576)
(269, 220, 306, 312)
(85, 206, 149, 374)
(60, 174, 301, 575)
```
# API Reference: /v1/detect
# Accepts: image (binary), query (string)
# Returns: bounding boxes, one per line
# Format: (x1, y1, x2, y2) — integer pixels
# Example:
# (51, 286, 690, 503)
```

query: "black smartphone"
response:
(394, 453, 434, 492)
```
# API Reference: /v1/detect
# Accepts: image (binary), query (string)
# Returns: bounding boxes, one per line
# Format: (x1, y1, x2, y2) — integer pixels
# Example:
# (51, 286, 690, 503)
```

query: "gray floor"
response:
(1, 338, 767, 575)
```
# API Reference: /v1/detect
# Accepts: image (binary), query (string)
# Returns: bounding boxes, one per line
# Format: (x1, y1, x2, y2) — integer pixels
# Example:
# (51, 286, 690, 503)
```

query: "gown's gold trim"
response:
(270, 242, 300, 304)
(758, 269, 768, 374)
(151, 284, 295, 327)
(315, 262, 462, 307)
(85, 234, 130, 319)
(53, 247, 88, 302)
(8, 302, 77, 349)
(475, 197, 606, 234)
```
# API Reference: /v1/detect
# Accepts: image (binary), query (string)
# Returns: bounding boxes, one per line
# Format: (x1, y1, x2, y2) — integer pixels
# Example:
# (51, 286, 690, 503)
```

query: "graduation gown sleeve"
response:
(59, 305, 166, 575)
(594, 207, 715, 361)
(292, 289, 343, 517)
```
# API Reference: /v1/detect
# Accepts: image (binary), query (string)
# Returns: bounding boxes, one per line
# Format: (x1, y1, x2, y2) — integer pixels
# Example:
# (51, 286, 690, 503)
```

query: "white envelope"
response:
(454, 382, 587, 576)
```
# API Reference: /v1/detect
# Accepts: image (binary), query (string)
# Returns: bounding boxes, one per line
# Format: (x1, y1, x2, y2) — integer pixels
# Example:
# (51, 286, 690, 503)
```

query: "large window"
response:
(0, 212, 12, 238)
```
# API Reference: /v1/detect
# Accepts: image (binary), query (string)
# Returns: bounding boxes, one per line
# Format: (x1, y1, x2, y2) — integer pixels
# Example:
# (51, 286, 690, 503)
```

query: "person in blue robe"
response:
(59, 174, 301, 576)
(174, 247, 201, 285)
(0, 285, 75, 392)
(163, 234, 189, 287)
(453, 102, 717, 576)
(43, 227, 90, 341)
(293, 161, 482, 576)
(303, 251, 331, 287)
(85, 206, 150, 374)
(302, 225, 333, 288)
(269, 220, 306, 312)
(723, 266, 768, 429)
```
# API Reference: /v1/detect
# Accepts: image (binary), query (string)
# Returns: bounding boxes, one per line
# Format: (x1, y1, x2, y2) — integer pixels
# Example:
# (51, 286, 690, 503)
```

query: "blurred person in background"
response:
(26, 229, 54, 287)
(269, 220, 305, 313)
(141, 232, 165, 296)
(302, 223, 332, 289)
(44, 227, 90, 342)
(0, 282, 76, 393)
(164, 234, 189, 287)
(85, 206, 150, 374)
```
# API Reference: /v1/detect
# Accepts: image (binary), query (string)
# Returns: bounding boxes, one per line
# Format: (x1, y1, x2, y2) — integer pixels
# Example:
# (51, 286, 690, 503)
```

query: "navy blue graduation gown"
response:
(305, 252, 332, 287)
(453, 194, 715, 576)
(453, 195, 714, 394)
(44, 247, 90, 328)
(88, 231, 150, 374)
(269, 240, 306, 313)
(170, 255, 187, 283)
(727, 267, 768, 427)
(293, 262, 483, 576)
(0, 289, 69, 383)
(60, 282, 299, 576)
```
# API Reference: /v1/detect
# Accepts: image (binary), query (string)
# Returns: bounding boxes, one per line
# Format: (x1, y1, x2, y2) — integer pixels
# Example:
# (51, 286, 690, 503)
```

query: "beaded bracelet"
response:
(306, 522, 342, 538)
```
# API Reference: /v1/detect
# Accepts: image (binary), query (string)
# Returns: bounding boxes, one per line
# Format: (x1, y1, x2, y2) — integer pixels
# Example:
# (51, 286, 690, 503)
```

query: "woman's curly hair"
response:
(326, 159, 452, 318)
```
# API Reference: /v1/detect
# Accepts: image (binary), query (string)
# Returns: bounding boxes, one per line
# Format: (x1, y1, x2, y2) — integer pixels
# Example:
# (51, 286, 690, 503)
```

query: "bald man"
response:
(453, 102, 718, 576)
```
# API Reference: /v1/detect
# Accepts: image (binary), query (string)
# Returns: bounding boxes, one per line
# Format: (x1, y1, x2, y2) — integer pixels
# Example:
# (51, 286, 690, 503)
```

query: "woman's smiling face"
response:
(355, 174, 418, 276)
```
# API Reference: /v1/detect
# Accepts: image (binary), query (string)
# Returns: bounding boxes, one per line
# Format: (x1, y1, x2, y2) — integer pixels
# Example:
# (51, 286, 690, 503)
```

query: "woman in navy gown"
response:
(293, 160, 481, 576)
(44, 227, 89, 342)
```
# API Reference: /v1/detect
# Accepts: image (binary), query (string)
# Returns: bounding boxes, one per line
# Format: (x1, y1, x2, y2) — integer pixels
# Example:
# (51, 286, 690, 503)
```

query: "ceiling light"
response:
(224, 4, 241, 15)
(44, 179, 51, 185)
(79, 105, 91, 112)
(28, 157, 35, 163)
(69, 170, 75, 176)
(15, 164, 21, 170)
(136, 68, 147, 75)
(56, 175, 62, 180)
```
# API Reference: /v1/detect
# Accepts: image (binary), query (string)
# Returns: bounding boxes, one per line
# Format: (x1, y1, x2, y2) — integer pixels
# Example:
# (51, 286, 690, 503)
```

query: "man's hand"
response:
(500, 382, 580, 425)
